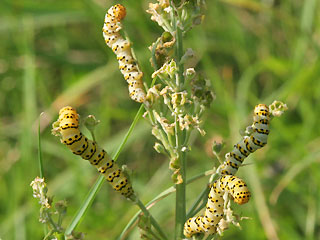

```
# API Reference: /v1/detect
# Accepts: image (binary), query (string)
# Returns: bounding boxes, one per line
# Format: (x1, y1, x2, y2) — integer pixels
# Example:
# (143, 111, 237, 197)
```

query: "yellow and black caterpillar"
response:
(102, 4, 146, 103)
(184, 104, 270, 237)
(219, 104, 270, 175)
(184, 175, 250, 237)
(53, 106, 134, 198)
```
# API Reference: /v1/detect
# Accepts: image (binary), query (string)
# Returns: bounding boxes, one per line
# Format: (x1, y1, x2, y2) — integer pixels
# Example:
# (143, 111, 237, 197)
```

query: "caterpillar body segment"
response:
(184, 175, 250, 237)
(129, 87, 147, 103)
(219, 104, 270, 175)
(102, 4, 146, 103)
(55, 106, 134, 198)
(184, 216, 206, 238)
(217, 175, 250, 205)
(103, 33, 120, 47)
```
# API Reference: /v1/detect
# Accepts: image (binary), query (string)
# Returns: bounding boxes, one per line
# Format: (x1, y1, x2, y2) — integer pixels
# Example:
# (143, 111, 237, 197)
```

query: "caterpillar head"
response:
(112, 4, 126, 21)
(58, 106, 79, 122)
(254, 104, 269, 116)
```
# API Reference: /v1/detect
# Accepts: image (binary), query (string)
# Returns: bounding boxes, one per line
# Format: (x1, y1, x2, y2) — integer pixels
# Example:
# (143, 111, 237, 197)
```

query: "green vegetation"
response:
(1, 0, 320, 239)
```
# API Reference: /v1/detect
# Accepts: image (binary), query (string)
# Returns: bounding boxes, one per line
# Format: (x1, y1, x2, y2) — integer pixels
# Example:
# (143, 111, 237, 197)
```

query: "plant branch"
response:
(120, 169, 214, 239)
(175, 151, 187, 239)
(186, 186, 209, 219)
(136, 199, 169, 240)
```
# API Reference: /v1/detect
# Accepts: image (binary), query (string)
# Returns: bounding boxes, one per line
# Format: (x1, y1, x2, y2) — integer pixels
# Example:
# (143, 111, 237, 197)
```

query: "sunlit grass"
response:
(1, 0, 320, 239)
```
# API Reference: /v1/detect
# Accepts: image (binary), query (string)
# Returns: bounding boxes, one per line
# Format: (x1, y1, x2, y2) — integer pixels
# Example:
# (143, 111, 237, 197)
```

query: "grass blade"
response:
(65, 175, 104, 235)
(38, 113, 44, 179)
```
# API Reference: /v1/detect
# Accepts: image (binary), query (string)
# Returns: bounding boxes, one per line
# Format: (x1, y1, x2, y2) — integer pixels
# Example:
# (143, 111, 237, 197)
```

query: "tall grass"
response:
(0, 0, 320, 239)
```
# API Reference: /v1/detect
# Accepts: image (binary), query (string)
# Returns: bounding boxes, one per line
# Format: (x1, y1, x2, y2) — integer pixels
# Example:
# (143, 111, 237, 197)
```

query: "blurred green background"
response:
(1, 0, 320, 239)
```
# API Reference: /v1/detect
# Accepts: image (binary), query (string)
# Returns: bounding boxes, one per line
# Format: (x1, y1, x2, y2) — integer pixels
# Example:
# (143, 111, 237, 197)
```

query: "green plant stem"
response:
(113, 104, 145, 161)
(148, 229, 162, 240)
(120, 169, 215, 239)
(186, 186, 210, 219)
(157, 125, 176, 156)
(136, 199, 168, 240)
(65, 175, 104, 235)
(173, 8, 187, 238)
(57, 212, 63, 228)
(43, 229, 54, 240)
(46, 211, 59, 232)
(38, 113, 44, 179)
(175, 18, 185, 89)
(38, 113, 48, 240)
(174, 150, 187, 240)
(90, 130, 96, 142)
(119, 188, 175, 240)
(187, 172, 218, 218)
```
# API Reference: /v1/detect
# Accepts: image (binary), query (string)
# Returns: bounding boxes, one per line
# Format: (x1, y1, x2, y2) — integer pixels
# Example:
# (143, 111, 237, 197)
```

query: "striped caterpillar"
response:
(184, 104, 270, 237)
(184, 175, 250, 237)
(102, 4, 146, 103)
(219, 104, 270, 175)
(52, 106, 134, 198)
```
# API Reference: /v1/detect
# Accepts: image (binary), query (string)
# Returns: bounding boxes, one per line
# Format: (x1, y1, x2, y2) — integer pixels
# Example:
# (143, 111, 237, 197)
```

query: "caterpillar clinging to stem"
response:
(184, 102, 287, 238)
(219, 104, 270, 175)
(184, 175, 250, 237)
(52, 106, 134, 198)
(102, 4, 146, 103)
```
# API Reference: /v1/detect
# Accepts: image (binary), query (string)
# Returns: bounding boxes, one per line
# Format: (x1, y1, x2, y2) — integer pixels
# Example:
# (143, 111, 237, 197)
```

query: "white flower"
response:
(269, 100, 288, 117)
(30, 177, 51, 209)
(163, 6, 172, 13)
(185, 68, 195, 77)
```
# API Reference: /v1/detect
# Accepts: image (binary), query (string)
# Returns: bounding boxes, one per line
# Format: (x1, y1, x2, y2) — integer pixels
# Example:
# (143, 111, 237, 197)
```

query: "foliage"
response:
(0, 0, 320, 239)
